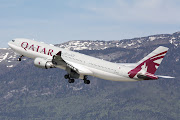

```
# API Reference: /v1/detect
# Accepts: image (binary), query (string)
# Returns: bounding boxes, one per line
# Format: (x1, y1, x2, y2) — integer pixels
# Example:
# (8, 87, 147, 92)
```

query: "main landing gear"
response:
(83, 76, 90, 84)
(64, 74, 90, 84)
(64, 74, 75, 83)
(18, 55, 23, 61)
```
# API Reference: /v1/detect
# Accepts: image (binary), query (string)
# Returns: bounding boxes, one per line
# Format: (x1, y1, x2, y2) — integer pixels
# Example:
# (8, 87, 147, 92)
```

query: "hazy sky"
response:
(1, 0, 180, 48)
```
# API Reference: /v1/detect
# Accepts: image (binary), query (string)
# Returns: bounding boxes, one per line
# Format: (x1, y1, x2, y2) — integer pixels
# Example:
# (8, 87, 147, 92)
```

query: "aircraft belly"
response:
(89, 68, 136, 82)
(55, 65, 66, 70)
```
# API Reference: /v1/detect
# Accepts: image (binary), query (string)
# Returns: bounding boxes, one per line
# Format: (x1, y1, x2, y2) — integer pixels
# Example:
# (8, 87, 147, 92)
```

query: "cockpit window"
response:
(12, 40, 15, 42)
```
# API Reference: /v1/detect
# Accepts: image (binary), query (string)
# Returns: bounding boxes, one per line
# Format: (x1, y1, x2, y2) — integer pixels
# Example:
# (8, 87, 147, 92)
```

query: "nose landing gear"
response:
(18, 55, 23, 61)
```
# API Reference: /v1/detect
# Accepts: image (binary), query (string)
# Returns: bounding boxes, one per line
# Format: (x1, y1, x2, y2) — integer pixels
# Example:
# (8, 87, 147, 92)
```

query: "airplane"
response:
(8, 38, 174, 84)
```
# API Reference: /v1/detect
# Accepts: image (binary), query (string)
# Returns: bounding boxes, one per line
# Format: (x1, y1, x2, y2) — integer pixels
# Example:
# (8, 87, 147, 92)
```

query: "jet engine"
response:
(34, 58, 55, 69)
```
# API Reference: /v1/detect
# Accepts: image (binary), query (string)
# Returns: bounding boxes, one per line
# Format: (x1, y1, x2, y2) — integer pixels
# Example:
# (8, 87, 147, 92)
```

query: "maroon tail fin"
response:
(128, 46, 169, 78)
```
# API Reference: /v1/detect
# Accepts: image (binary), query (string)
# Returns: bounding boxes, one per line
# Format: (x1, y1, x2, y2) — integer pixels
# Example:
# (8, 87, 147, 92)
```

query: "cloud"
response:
(0, 0, 179, 48)
(83, 0, 180, 24)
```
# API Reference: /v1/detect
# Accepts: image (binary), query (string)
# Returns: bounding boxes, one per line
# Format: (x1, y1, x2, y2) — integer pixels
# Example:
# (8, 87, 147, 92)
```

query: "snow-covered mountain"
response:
(1, 32, 179, 69)
(0, 32, 180, 120)
(0, 48, 17, 68)
(0, 48, 27, 70)
(56, 32, 180, 50)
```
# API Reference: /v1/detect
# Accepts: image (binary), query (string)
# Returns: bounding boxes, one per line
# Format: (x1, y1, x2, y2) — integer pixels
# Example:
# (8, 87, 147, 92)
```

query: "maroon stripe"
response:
(154, 63, 160, 66)
(151, 51, 167, 59)
(151, 56, 164, 61)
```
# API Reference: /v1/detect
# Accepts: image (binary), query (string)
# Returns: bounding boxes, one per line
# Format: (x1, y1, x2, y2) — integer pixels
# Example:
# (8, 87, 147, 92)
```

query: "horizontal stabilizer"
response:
(137, 73, 158, 80)
(156, 75, 175, 79)
(128, 46, 169, 79)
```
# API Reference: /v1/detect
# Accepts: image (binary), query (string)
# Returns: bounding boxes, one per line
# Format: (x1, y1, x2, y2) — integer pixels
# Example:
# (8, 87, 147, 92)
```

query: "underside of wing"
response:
(65, 61, 93, 75)
(52, 51, 67, 67)
(52, 51, 93, 76)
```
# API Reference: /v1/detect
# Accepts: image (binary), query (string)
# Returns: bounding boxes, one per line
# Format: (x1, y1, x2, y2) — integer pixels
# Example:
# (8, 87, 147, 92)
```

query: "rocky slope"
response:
(0, 32, 179, 120)
(56, 32, 180, 50)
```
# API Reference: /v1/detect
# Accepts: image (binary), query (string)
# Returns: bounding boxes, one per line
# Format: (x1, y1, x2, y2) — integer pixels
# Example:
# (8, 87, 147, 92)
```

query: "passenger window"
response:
(12, 40, 15, 42)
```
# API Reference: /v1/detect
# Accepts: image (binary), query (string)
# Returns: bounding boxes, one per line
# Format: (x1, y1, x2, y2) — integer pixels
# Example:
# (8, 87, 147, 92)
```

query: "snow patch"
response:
(149, 37, 156, 41)
(20, 86, 29, 93)
(0, 53, 9, 62)
(49, 44, 54, 46)
(169, 39, 173, 44)
(127, 42, 135, 46)
(137, 40, 142, 43)
(159, 36, 166, 39)
(174, 44, 178, 46)
(176, 58, 179, 62)
(8, 55, 17, 60)
(3, 92, 13, 99)
(0, 48, 8, 50)
(72, 86, 83, 91)
(102, 47, 107, 50)
(7, 65, 13, 68)
(172, 37, 176, 40)
(8, 81, 14, 84)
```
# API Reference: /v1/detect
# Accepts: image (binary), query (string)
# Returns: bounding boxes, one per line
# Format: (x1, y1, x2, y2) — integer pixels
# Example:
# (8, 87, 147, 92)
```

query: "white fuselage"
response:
(8, 38, 138, 82)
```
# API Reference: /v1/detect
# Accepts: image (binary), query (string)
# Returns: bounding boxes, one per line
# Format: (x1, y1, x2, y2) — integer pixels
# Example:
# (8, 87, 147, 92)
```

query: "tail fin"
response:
(128, 46, 169, 78)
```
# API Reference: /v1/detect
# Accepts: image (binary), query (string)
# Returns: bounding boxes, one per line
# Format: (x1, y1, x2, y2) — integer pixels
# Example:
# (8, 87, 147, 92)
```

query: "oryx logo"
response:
(128, 51, 167, 78)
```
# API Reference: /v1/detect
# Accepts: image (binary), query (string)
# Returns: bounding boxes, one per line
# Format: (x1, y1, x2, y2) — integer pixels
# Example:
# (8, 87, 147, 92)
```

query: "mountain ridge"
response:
(56, 32, 180, 50)
(0, 32, 179, 120)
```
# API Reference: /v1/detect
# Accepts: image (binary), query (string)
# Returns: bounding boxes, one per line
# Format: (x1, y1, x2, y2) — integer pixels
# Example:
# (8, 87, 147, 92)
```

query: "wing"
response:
(65, 60, 93, 75)
(52, 51, 66, 67)
(52, 51, 93, 76)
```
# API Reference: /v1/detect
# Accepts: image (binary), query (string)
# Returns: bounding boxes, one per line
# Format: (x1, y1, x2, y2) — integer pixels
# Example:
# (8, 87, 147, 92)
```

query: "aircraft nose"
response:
(8, 40, 15, 48)
(8, 41, 12, 47)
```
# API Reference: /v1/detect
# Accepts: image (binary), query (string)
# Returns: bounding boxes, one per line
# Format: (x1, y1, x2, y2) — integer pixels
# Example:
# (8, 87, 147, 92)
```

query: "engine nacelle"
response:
(34, 58, 55, 69)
